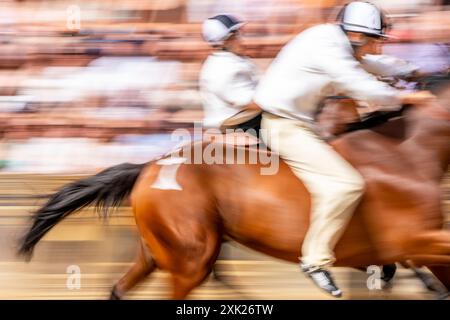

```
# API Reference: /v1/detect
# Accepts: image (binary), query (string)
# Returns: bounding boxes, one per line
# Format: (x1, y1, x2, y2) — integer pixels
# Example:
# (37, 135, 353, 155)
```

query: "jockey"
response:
(254, 1, 433, 297)
(200, 14, 262, 133)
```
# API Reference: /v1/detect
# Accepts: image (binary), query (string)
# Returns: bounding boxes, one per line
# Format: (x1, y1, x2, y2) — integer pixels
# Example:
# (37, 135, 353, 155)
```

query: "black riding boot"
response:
(381, 264, 397, 283)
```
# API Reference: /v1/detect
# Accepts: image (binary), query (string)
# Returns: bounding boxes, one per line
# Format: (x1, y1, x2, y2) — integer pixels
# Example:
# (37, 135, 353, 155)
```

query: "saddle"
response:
(217, 106, 409, 148)
(204, 131, 260, 147)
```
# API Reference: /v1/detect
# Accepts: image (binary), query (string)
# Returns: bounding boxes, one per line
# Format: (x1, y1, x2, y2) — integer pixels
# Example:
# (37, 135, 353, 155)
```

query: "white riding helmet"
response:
(202, 14, 245, 45)
(338, 1, 389, 38)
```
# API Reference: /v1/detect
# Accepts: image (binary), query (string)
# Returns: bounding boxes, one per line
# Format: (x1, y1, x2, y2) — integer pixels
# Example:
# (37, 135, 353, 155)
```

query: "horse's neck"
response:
(402, 110, 450, 182)
(336, 107, 450, 183)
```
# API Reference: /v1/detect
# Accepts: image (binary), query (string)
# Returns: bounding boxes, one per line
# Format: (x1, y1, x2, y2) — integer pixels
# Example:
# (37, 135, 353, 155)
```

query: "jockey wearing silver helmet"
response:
(199, 14, 261, 132)
(254, 1, 434, 297)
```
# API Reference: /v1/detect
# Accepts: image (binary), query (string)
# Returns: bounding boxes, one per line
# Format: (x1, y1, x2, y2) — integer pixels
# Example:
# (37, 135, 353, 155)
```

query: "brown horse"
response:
(19, 86, 450, 299)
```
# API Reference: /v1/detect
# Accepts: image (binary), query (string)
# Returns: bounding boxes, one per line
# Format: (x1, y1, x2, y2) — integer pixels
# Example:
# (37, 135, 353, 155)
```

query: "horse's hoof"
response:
(436, 291, 449, 300)
(212, 267, 221, 281)
(109, 286, 121, 300)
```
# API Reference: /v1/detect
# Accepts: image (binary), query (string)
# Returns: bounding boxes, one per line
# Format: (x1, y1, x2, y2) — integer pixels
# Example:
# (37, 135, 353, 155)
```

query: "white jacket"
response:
(200, 51, 258, 128)
(254, 24, 400, 122)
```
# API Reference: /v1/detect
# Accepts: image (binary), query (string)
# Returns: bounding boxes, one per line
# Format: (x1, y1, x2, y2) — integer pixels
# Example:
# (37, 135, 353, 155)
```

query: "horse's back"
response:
(131, 142, 377, 265)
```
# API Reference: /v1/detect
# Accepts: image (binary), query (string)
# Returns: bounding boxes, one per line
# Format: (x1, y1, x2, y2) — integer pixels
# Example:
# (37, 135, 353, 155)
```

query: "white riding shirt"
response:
(254, 24, 400, 122)
(200, 50, 259, 128)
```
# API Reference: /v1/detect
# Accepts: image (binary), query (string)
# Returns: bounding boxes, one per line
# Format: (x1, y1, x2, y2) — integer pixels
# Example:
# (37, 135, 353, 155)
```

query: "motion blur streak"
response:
(0, 0, 449, 299)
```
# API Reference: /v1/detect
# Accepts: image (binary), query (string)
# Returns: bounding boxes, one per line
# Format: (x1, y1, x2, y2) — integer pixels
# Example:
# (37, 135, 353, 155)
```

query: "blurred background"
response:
(0, 0, 449, 299)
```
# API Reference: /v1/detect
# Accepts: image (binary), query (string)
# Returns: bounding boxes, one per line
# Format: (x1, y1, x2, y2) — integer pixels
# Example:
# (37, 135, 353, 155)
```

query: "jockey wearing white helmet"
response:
(202, 14, 245, 46)
(254, 1, 434, 297)
(339, 1, 389, 40)
(199, 14, 261, 132)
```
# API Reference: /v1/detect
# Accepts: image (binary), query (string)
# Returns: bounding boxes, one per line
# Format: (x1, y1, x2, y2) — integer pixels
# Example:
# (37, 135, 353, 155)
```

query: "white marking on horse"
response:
(151, 157, 186, 190)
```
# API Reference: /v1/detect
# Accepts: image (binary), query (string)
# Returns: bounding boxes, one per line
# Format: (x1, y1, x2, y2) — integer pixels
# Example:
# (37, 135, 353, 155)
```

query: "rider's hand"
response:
(399, 90, 436, 105)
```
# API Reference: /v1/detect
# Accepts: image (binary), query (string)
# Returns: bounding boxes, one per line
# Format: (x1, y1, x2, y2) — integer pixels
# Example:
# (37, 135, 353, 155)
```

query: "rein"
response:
(345, 106, 407, 133)
(344, 102, 450, 134)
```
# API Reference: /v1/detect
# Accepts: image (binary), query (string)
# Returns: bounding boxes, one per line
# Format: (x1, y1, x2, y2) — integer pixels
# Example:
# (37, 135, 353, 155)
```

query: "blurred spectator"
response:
(0, 0, 448, 173)
(142, 0, 188, 23)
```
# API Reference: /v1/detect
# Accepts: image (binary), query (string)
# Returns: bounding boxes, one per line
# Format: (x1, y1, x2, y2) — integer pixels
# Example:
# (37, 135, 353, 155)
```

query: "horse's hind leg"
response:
(168, 231, 222, 299)
(110, 240, 156, 300)
(170, 247, 221, 299)
(171, 272, 212, 300)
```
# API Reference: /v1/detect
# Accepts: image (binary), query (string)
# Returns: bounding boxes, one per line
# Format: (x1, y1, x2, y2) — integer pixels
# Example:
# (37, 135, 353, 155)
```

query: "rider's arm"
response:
(361, 54, 420, 78)
(318, 36, 401, 108)
(320, 43, 436, 106)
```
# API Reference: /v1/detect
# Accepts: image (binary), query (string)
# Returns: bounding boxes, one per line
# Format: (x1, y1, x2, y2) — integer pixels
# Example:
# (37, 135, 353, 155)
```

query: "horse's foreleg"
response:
(427, 266, 450, 299)
(110, 240, 156, 300)
(401, 260, 447, 297)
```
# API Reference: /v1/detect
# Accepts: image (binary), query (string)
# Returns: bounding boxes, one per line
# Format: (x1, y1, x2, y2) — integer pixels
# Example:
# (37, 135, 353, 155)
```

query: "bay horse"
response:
(18, 85, 450, 299)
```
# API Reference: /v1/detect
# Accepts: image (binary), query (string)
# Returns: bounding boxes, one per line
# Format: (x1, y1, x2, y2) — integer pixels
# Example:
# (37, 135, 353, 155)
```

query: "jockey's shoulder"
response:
(211, 50, 241, 60)
(201, 52, 254, 85)
(298, 23, 343, 38)
(289, 23, 345, 48)
(206, 51, 254, 72)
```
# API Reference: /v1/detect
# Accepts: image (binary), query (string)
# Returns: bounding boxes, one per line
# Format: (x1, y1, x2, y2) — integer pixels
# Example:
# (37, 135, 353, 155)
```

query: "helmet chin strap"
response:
(349, 37, 369, 60)
(347, 32, 369, 48)
(340, 24, 368, 48)
(350, 38, 367, 47)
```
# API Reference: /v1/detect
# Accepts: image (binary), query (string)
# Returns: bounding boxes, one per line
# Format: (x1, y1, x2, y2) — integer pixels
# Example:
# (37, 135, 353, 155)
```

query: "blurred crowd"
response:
(0, 0, 449, 173)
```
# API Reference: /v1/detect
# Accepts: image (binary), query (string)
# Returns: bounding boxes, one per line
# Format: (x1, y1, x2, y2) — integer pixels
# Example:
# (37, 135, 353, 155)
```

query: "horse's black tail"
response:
(18, 162, 147, 260)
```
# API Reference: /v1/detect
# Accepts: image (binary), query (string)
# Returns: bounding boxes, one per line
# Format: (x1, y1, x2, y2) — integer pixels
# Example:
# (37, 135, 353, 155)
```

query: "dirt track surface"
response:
(0, 173, 448, 300)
